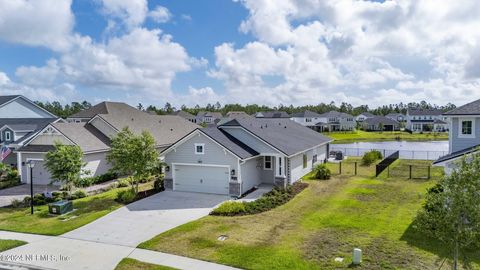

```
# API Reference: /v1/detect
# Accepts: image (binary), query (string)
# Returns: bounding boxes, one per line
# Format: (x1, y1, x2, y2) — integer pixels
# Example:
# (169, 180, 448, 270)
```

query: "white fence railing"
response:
(329, 146, 448, 161)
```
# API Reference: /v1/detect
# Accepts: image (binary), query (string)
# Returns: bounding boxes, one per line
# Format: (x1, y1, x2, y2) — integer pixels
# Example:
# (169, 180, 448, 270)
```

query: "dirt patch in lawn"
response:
(303, 228, 440, 270)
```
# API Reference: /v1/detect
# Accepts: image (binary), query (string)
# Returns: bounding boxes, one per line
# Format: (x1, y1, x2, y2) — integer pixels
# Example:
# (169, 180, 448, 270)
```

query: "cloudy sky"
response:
(0, 0, 479, 108)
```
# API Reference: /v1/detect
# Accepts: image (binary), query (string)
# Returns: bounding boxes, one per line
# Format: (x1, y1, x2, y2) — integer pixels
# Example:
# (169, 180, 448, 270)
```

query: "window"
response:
(303, 154, 307, 169)
(5, 131, 11, 141)
(459, 118, 475, 138)
(194, 143, 205, 155)
(277, 156, 283, 176)
(313, 154, 318, 164)
(305, 118, 312, 122)
(264, 156, 272, 170)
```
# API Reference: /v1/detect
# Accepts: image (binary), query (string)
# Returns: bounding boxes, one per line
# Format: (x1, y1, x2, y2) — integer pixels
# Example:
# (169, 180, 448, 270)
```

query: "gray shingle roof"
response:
(407, 108, 443, 116)
(434, 144, 480, 165)
(255, 111, 290, 118)
(364, 116, 399, 126)
(52, 122, 111, 153)
(0, 95, 20, 106)
(359, 112, 375, 117)
(200, 128, 259, 159)
(220, 118, 332, 156)
(69, 101, 125, 118)
(0, 118, 58, 132)
(290, 110, 322, 118)
(17, 144, 56, 153)
(173, 110, 195, 119)
(318, 111, 354, 118)
(444, 99, 480, 115)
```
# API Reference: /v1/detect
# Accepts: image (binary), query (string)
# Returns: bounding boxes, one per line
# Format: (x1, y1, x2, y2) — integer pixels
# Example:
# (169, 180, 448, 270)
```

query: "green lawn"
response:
(115, 258, 177, 270)
(0, 239, 26, 252)
(0, 182, 153, 236)
(139, 162, 478, 270)
(327, 130, 448, 144)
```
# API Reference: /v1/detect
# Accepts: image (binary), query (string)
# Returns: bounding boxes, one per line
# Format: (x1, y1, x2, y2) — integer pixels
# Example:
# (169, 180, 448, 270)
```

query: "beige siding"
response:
(90, 117, 117, 138)
(82, 152, 111, 177)
(30, 134, 72, 145)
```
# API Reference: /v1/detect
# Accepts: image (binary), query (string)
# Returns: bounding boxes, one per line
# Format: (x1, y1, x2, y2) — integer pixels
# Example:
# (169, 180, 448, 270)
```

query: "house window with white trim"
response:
(264, 156, 272, 170)
(194, 143, 205, 155)
(5, 131, 11, 141)
(303, 154, 307, 168)
(305, 118, 312, 123)
(459, 119, 475, 138)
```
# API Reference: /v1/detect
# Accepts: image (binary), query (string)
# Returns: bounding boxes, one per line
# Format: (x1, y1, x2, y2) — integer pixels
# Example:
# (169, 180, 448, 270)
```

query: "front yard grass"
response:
(139, 163, 478, 270)
(0, 239, 26, 252)
(0, 182, 153, 236)
(328, 130, 448, 144)
(114, 258, 177, 270)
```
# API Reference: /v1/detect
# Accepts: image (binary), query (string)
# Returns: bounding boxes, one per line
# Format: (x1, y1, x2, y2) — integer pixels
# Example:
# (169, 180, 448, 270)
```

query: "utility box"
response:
(352, 248, 362, 265)
(48, 200, 73, 215)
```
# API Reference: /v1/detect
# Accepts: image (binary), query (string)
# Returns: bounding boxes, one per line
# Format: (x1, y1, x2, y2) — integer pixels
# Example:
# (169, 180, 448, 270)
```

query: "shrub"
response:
(116, 188, 137, 204)
(117, 178, 130, 188)
(313, 164, 331, 180)
(74, 177, 95, 188)
(211, 182, 308, 216)
(362, 150, 383, 166)
(211, 201, 246, 216)
(5, 170, 20, 182)
(22, 196, 31, 206)
(154, 177, 164, 191)
(11, 199, 24, 208)
(73, 189, 87, 199)
(33, 194, 46, 206)
(96, 172, 118, 184)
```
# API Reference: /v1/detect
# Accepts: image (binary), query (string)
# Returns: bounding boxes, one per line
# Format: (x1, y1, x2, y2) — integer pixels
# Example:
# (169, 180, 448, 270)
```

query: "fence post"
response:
(339, 162, 342, 174)
(355, 162, 357, 175)
(387, 165, 390, 178)
(409, 165, 412, 179)
(428, 166, 431, 179)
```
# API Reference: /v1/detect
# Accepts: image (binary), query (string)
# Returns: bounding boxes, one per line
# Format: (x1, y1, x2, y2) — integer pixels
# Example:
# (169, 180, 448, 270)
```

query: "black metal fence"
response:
(375, 151, 400, 177)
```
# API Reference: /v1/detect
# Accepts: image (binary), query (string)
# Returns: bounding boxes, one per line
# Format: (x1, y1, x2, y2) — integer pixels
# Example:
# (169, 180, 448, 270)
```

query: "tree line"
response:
(35, 100, 457, 118)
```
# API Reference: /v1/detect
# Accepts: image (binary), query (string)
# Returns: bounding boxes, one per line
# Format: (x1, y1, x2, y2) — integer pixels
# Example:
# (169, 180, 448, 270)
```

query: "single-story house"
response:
(17, 102, 198, 185)
(161, 118, 332, 197)
(362, 116, 400, 131)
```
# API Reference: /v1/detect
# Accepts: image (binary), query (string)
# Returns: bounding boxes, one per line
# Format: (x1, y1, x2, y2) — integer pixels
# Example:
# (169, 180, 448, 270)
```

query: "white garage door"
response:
(174, 164, 230, 195)
(31, 161, 54, 185)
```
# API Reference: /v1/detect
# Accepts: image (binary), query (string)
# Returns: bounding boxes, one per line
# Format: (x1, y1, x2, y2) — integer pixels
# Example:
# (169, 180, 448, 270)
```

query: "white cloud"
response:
(208, 0, 480, 106)
(0, 72, 10, 85)
(0, 0, 74, 51)
(100, 0, 148, 29)
(149, 6, 171, 23)
(182, 86, 222, 106)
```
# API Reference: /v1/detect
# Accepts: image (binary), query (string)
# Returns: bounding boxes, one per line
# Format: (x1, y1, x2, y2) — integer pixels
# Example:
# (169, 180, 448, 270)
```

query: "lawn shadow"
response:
(400, 219, 480, 268)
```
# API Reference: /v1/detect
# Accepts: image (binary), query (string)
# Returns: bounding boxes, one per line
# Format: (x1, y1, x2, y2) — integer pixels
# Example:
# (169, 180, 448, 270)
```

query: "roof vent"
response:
(284, 126, 287, 128)
(170, 128, 173, 131)
(131, 118, 134, 121)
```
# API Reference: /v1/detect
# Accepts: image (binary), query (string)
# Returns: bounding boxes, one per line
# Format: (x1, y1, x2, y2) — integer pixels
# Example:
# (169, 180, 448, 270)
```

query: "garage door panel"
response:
(174, 165, 230, 195)
(32, 161, 54, 185)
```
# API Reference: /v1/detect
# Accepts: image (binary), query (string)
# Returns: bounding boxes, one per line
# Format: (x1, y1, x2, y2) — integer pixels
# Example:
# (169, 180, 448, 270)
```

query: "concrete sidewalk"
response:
(0, 231, 240, 270)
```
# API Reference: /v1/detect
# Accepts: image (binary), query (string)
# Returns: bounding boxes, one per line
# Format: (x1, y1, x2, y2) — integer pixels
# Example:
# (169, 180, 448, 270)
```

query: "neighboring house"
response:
(196, 111, 223, 125)
(290, 110, 324, 131)
(254, 111, 290, 118)
(172, 111, 196, 123)
(355, 112, 375, 122)
(17, 102, 198, 185)
(67, 101, 123, 123)
(316, 111, 356, 131)
(161, 118, 332, 196)
(385, 112, 406, 122)
(362, 116, 400, 131)
(406, 108, 448, 132)
(226, 111, 251, 119)
(434, 99, 480, 174)
(0, 95, 60, 167)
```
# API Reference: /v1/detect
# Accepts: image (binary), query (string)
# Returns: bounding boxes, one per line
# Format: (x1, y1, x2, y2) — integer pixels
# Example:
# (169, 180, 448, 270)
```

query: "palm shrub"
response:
(313, 163, 331, 180)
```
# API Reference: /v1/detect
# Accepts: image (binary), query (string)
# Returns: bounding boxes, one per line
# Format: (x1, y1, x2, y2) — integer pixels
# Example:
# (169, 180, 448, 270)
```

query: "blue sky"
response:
(0, 0, 479, 108)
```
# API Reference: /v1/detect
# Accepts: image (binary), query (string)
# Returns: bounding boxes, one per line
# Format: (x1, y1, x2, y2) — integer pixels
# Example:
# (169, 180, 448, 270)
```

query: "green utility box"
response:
(48, 200, 73, 215)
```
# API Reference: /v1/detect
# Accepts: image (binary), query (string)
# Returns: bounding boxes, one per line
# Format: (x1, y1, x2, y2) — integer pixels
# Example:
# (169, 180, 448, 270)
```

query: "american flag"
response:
(0, 146, 12, 161)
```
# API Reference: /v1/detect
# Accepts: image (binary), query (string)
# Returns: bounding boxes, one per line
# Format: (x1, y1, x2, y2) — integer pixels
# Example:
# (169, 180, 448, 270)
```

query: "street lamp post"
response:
(27, 160, 35, 215)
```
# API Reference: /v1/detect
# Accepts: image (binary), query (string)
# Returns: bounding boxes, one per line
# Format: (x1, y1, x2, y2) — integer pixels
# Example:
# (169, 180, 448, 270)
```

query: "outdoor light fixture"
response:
(27, 160, 35, 215)
(231, 169, 235, 176)
(165, 166, 170, 172)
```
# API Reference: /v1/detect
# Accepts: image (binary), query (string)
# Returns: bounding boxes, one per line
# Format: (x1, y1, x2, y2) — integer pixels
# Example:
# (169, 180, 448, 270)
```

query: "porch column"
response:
(16, 152, 22, 177)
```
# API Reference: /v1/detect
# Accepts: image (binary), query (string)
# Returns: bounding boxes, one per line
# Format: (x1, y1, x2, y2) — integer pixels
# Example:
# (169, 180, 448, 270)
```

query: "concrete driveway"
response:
(0, 191, 231, 270)
(62, 190, 229, 247)
(0, 184, 57, 207)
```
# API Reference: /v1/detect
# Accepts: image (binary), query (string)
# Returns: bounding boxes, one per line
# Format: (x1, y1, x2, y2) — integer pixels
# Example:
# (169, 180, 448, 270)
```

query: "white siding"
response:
(30, 133, 72, 145)
(90, 117, 117, 138)
(288, 144, 327, 184)
(0, 98, 53, 118)
(240, 157, 263, 192)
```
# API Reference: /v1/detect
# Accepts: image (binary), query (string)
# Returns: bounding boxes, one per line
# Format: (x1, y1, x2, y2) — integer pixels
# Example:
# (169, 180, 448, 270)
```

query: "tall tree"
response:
(44, 143, 84, 192)
(107, 128, 158, 193)
(416, 154, 480, 269)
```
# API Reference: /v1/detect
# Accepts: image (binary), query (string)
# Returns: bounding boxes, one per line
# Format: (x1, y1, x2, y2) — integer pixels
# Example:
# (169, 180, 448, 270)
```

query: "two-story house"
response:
(290, 110, 324, 131)
(316, 111, 356, 132)
(406, 108, 448, 132)
(254, 111, 290, 118)
(196, 111, 223, 125)
(0, 95, 59, 168)
(385, 112, 406, 122)
(434, 99, 480, 174)
(355, 112, 375, 122)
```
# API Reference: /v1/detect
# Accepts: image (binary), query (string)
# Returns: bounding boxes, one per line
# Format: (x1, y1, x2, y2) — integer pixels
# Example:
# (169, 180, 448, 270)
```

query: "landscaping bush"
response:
(32, 194, 46, 206)
(116, 188, 137, 204)
(211, 201, 246, 216)
(10, 199, 24, 208)
(154, 177, 164, 191)
(313, 164, 331, 180)
(73, 189, 87, 199)
(117, 178, 130, 188)
(362, 150, 383, 166)
(73, 172, 118, 188)
(74, 177, 95, 188)
(96, 172, 118, 184)
(211, 182, 309, 216)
